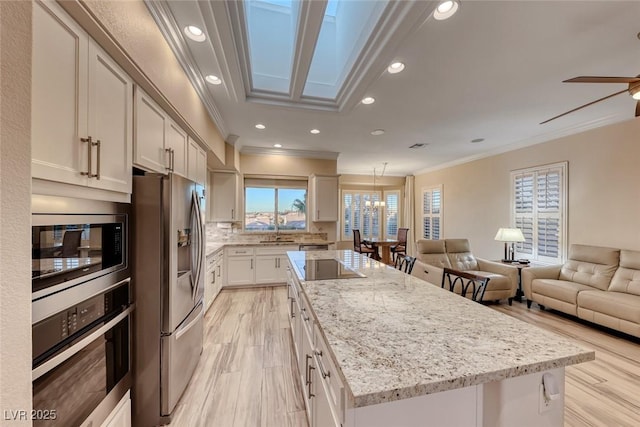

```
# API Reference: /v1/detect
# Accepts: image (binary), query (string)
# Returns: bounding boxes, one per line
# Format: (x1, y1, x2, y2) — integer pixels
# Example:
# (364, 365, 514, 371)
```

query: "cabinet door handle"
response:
(314, 350, 330, 379)
(165, 148, 175, 171)
(171, 148, 175, 172)
(317, 210, 320, 219)
(308, 363, 316, 398)
(250, 259, 253, 269)
(217, 265, 221, 276)
(94, 140, 101, 179)
(305, 354, 311, 385)
(81, 136, 93, 177)
(231, 209, 234, 219)
(289, 297, 295, 318)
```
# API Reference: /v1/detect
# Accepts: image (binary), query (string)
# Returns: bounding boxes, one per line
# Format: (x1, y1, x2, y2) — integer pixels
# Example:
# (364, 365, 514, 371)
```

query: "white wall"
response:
(414, 118, 640, 260)
(0, 1, 33, 422)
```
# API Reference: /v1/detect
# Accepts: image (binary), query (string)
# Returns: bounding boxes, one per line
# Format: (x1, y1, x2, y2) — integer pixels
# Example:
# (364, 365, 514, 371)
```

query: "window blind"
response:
(422, 186, 442, 240)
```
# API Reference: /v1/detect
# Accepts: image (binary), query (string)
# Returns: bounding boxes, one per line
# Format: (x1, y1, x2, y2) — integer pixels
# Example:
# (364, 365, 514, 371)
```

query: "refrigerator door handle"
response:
(190, 189, 204, 304)
(190, 191, 200, 303)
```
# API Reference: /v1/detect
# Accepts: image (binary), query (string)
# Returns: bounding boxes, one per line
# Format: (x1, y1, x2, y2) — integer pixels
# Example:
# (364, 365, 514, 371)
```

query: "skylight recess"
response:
(303, 0, 388, 99)
(245, 0, 298, 93)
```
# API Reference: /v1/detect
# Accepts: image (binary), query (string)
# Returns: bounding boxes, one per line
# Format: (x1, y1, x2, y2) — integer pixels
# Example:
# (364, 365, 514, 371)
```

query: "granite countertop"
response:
(287, 250, 595, 408)
(206, 239, 334, 257)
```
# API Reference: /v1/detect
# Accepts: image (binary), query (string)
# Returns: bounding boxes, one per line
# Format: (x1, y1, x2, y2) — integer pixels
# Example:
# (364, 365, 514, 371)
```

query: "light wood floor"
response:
(174, 287, 640, 427)
(492, 302, 640, 427)
(172, 287, 307, 427)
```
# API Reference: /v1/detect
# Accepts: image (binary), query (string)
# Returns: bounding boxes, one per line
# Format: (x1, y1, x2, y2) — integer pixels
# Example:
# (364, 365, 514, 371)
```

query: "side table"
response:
(497, 261, 540, 303)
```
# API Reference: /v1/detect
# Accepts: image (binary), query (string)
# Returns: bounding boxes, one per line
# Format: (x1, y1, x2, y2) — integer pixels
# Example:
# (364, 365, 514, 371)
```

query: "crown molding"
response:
(241, 146, 339, 160)
(144, 0, 229, 138)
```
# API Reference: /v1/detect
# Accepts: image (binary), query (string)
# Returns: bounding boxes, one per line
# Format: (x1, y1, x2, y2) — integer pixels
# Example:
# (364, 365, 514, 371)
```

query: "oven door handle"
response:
(32, 305, 134, 381)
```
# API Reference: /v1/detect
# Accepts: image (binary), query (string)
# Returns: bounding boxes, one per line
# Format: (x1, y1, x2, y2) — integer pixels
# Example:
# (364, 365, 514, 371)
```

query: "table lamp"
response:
(494, 228, 525, 262)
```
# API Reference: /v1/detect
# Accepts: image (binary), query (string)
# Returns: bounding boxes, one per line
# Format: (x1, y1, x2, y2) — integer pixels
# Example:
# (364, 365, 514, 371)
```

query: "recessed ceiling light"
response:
(371, 129, 385, 136)
(205, 75, 222, 85)
(471, 138, 485, 143)
(184, 25, 206, 42)
(310, 129, 320, 134)
(273, 143, 282, 148)
(255, 123, 266, 130)
(433, 0, 459, 20)
(361, 97, 375, 105)
(387, 62, 405, 74)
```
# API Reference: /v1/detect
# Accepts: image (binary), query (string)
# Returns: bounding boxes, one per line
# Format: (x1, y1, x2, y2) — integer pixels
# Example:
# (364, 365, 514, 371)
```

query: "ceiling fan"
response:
(540, 75, 640, 124)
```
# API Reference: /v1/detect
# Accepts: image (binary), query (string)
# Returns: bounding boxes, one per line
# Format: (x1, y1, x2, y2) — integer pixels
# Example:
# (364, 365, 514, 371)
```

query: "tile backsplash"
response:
(206, 222, 328, 243)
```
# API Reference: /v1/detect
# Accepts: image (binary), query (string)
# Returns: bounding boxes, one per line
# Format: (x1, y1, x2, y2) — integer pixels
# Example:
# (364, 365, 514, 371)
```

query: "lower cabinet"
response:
(288, 266, 344, 427)
(205, 249, 224, 311)
(224, 245, 298, 287)
(101, 390, 131, 427)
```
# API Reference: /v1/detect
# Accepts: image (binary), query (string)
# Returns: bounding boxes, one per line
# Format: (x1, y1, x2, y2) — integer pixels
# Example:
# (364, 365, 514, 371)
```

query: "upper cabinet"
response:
(32, 0, 132, 194)
(309, 175, 339, 222)
(165, 119, 188, 178)
(134, 88, 168, 173)
(210, 171, 240, 222)
(187, 137, 207, 186)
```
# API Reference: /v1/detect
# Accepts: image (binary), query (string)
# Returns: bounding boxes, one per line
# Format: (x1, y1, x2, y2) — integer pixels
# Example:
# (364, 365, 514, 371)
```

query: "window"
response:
(511, 162, 567, 263)
(384, 190, 400, 240)
(342, 190, 401, 241)
(422, 186, 442, 240)
(244, 178, 307, 231)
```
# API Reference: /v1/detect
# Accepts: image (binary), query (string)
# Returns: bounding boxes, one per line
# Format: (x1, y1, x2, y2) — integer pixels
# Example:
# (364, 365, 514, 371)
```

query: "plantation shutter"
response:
(422, 186, 442, 240)
(511, 163, 566, 263)
(385, 191, 399, 239)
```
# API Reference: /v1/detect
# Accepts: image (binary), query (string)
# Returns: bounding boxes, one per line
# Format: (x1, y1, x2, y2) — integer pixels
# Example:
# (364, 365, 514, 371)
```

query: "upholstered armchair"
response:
(411, 238, 519, 303)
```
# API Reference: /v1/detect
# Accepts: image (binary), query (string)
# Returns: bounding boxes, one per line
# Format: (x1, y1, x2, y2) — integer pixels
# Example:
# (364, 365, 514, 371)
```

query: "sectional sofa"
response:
(522, 244, 640, 338)
(411, 239, 519, 303)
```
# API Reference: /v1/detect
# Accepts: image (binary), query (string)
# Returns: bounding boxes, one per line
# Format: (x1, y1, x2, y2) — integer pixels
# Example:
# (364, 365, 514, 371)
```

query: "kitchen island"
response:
(286, 250, 595, 427)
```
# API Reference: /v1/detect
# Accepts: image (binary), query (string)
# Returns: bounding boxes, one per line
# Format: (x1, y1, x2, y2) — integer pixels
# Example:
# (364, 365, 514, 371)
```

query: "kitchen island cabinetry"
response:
(32, 0, 132, 195)
(287, 250, 595, 427)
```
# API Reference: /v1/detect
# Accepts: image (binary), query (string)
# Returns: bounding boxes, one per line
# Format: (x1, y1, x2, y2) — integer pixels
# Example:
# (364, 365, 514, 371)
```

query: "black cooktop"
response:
(294, 258, 365, 281)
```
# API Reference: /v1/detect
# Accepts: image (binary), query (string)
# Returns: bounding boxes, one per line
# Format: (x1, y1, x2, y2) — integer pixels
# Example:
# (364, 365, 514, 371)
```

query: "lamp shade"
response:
(494, 227, 525, 242)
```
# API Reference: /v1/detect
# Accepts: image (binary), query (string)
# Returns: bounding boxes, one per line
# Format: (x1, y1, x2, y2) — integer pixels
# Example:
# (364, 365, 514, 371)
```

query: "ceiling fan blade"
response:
(564, 76, 640, 84)
(540, 88, 630, 124)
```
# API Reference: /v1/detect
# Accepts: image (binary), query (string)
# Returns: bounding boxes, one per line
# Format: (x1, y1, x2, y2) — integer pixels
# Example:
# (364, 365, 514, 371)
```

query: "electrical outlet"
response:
(539, 384, 552, 414)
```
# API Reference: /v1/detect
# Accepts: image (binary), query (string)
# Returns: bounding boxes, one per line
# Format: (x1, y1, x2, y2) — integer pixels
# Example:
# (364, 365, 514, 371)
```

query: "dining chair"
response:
(60, 229, 83, 257)
(353, 229, 380, 260)
(390, 228, 409, 262)
(441, 267, 491, 302)
(395, 255, 416, 274)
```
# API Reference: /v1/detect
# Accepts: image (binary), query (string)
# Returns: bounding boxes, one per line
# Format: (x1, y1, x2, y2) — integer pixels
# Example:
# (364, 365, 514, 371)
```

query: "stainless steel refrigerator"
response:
(131, 172, 205, 426)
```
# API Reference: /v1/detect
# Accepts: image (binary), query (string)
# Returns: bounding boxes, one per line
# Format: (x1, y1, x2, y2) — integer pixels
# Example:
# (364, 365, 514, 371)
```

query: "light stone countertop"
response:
(287, 250, 595, 408)
(205, 239, 334, 257)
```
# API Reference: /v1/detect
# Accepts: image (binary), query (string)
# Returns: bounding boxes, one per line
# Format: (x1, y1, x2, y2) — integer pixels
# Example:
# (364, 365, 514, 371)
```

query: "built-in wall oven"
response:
(32, 195, 132, 426)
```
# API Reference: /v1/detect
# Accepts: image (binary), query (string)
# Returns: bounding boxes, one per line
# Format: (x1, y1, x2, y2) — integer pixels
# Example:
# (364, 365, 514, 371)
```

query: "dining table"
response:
(362, 237, 399, 265)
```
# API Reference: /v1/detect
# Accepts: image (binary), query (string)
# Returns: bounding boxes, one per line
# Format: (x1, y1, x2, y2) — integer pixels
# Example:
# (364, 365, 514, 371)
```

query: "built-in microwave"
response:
(31, 195, 129, 302)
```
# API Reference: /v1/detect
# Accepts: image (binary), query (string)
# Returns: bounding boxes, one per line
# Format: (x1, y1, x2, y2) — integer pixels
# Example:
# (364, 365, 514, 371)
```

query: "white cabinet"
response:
(225, 247, 255, 287)
(205, 249, 224, 311)
(187, 138, 207, 185)
(255, 246, 297, 284)
(100, 390, 131, 427)
(165, 119, 188, 178)
(288, 270, 344, 427)
(32, 0, 132, 194)
(309, 175, 339, 222)
(211, 172, 240, 221)
(134, 88, 168, 173)
(255, 254, 279, 284)
(224, 245, 296, 287)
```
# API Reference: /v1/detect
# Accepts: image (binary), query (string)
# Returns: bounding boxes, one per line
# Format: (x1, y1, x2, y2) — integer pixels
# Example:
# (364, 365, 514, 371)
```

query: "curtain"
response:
(403, 175, 416, 256)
